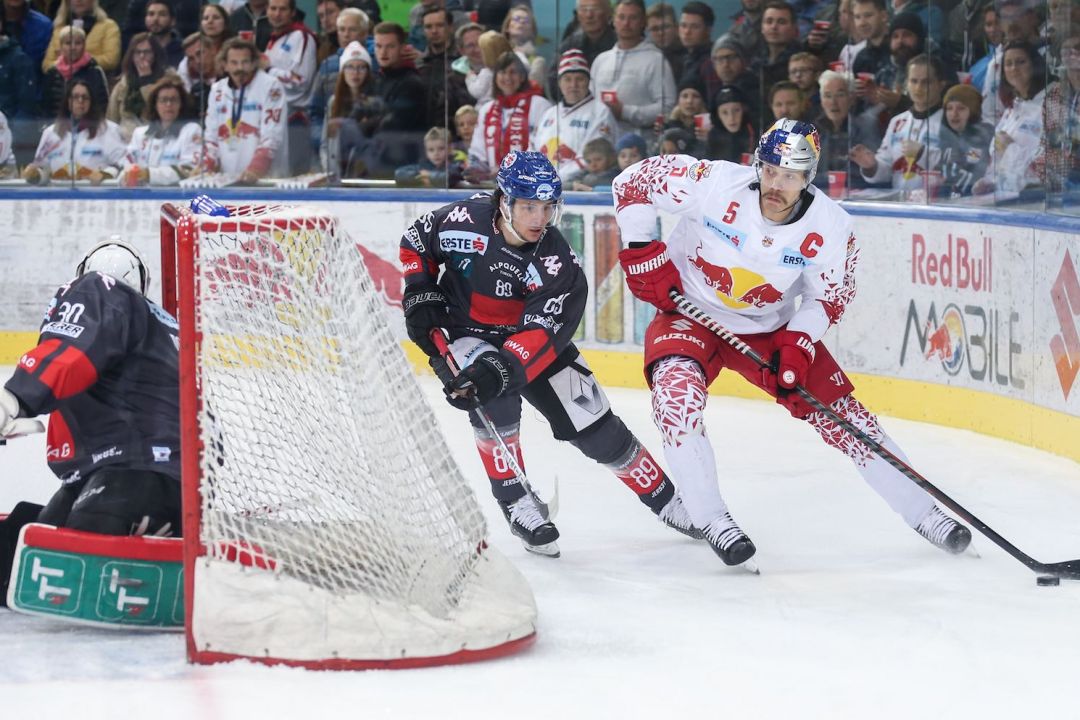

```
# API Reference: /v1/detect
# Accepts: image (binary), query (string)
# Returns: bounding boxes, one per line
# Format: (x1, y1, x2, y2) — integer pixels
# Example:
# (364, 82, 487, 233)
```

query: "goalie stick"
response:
(430, 330, 558, 521)
(670, 289, 1080, 583)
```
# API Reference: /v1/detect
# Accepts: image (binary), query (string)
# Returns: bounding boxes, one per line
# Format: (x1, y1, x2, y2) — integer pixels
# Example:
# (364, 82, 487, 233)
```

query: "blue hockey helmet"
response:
(496, 150, 563, 205)
(754, 118, 822, 185)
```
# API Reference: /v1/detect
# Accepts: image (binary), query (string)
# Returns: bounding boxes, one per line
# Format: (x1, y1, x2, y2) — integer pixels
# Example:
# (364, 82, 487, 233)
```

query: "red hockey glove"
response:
(618, 242, 684, 312)
(773, 330, 815, 389)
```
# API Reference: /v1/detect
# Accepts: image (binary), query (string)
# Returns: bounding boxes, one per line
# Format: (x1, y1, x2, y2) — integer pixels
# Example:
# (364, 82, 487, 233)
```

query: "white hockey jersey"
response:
(265, 25, 317, 112)
(861, 108, 944, 190)
(613, 155, 858, 341)
(204, 70, 287, 177)
(31, 120, 126, 181)
(984, 88, 1045, 193)
(122, 121, 203, 185)
(531, 94, 616, 183)
(0, 110, 13, 176)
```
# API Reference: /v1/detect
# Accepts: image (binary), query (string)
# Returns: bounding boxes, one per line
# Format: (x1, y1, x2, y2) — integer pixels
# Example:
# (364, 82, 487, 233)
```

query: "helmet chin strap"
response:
(499, 196, 546, 245)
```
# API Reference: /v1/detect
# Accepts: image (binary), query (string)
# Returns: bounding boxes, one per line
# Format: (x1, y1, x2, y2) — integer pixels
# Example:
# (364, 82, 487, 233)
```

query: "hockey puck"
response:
(1036, 575, 1061, 586)
(782, 370, 796, 385)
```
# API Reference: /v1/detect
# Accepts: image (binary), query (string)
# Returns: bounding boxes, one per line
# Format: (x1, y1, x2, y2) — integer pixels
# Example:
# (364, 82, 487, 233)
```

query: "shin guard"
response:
(473, 423, 527, 503)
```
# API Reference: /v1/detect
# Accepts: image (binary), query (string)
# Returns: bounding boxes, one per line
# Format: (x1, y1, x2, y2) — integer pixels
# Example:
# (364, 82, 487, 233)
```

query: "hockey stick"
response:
(429, 330, 558, 521)
(670, 290, 1080, 582)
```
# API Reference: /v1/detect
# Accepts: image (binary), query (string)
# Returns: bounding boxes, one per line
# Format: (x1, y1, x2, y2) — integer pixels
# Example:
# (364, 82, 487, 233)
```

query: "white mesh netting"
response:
(179, 203, 536, 664)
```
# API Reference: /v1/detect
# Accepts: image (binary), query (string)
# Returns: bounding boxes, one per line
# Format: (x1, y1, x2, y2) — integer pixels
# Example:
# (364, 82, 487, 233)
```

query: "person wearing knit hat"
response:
(615, 132, 647, 169)
(659, 126, 696, 155)
(664, 75, 708, 135)
(531, 48, 617, 183)
(340, 40, 371, 71)
(937, 81, 994, 197)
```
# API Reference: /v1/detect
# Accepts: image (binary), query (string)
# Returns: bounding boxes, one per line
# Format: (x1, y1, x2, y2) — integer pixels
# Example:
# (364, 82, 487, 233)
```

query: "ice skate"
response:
(703, 512, 757, 567)
(914, 505, 972, 555)
(499, 494, 561, 558)
(656, 494, 704, 539)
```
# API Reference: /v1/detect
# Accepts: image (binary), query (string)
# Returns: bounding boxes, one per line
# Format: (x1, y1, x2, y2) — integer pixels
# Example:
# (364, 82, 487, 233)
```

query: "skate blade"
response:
(522, 539, 561, 558)
(964, 542, 981, 559)
(740, 559, 761, 575)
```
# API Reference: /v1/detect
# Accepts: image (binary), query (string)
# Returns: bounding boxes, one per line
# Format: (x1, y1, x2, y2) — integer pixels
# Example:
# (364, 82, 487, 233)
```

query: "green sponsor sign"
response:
(13, 548, 183, 629)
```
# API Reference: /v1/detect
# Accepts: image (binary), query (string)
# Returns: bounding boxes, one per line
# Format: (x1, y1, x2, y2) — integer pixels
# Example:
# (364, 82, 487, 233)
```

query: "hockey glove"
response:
(429, 355, 457, 390)
(0, 388, 43, 439)
(403, 284, 451, 357)
(618, 242, 684, 312)
(445, 352, 511, 410)
(771, 330, 815, 390)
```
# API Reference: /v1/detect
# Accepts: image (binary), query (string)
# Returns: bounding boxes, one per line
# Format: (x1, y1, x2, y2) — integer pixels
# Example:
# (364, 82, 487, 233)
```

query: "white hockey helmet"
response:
(76, 237, 150, 295)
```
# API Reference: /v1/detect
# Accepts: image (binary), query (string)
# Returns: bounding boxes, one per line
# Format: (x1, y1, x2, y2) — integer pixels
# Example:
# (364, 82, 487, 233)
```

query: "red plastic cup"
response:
(239, 30, 254, 41)
(601, 90, 618, 104)
(694, 112, 712, 131)
(741, 153, 752, 165)
(829, 61, 845, 72)
(828, 170, 847, 198)
(957, 71, 972, 85)
(813, 20, 832, 31)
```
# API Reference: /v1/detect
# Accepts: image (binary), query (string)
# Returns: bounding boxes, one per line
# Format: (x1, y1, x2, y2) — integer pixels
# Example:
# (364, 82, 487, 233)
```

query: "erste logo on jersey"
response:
(439, 230, 488, 254)
(703, 216, 745, 250)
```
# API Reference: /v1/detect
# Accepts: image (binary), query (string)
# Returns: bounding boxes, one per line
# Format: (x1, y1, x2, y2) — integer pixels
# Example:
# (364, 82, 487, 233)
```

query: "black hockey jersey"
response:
(4, 272, 180, 484)
(400, 193, 587, 391)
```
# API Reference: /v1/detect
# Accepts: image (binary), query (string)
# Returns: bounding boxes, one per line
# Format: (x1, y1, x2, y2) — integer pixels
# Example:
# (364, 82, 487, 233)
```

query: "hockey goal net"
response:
(160, 201, 536, 669)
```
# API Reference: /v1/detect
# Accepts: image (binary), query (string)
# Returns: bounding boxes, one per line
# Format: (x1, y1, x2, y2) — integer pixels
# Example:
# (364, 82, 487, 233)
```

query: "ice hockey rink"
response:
(3, 375, 1079, 720)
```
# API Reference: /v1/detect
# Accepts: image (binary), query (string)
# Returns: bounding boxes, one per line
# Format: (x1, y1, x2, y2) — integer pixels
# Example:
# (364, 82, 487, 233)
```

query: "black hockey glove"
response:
(403, 284, 450, 357)
(429, 355, 457, 390)
(445, 352, 511, 410)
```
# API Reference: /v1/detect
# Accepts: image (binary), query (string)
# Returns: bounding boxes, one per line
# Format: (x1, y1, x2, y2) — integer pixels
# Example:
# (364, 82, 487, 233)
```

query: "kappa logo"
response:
(670, 318, 694, 332)
(541, 255, 562, 276)
(446, 205, 474, 224)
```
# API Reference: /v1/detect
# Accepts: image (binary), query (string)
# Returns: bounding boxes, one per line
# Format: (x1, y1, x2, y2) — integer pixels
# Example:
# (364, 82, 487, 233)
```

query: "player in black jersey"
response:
(400, 150, 697, 557)
(1, 239, 182, 602)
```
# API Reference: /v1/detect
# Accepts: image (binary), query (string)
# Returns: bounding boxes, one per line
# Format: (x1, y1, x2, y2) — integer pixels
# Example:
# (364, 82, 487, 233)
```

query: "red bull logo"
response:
(689, 245, 784, 309)
(223, 120, 260, 139)
(924, 308, 965, 373)
(356, 243, 403, 307)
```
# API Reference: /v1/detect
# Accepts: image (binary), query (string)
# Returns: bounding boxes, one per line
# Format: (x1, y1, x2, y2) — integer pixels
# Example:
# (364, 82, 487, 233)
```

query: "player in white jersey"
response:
(203, 38, 288, 183)
(613, 118, 973, 568)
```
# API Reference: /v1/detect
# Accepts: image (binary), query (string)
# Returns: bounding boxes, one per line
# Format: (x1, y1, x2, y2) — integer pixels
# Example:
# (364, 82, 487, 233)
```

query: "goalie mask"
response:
(77, 237, 150, 295)
(754, 118, 821, 186)
(496, 150, 564, 242)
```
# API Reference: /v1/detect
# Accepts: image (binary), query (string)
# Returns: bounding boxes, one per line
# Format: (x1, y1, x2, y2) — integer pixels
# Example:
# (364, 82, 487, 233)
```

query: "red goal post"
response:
(159, 201, 537, 670)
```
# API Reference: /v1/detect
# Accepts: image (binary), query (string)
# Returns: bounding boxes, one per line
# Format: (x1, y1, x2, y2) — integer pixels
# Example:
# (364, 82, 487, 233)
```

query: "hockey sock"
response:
(473, 423, 527, 504)
(650, 356, 731, 528)
(805, 395, 934, 527)
(604, 439, 673, 513)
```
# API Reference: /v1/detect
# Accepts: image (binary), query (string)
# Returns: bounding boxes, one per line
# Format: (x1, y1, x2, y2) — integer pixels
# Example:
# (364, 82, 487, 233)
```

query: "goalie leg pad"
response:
(0, 502, 45, 607)
(41, 468, 182, 538)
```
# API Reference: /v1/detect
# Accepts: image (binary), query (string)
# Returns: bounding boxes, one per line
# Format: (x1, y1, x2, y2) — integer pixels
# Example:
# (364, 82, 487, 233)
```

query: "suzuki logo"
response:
(1050, 250, 1080, 400)
(670, 318, 694, 332)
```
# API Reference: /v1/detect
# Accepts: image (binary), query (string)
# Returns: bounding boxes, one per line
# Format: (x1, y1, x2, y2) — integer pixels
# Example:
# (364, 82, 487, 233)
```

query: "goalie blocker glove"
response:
(403, 284, 451, 357)
(446, 352, 511, 409)
(618, 241, 684, 312)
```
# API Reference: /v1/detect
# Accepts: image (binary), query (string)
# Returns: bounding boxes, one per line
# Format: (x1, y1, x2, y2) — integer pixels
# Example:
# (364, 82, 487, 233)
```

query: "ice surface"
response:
(3, 376, 1079, 719)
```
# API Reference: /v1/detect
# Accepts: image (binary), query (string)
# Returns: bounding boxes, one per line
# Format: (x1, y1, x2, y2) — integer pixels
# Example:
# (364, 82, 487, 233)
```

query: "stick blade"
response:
(1036, 559, 1080, 581)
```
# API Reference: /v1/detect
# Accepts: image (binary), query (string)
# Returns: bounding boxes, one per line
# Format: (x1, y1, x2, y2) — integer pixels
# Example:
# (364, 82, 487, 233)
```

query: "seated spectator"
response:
(787, 51, 823, 114)
(935, 83, 993, 198)
(892, 0, 945, 50)
(178, 33, 218, 115)
(502, 4, 545, 85)
(849, 0, 890, 82)
(121, 0, 202, 53)
(812, 69, 879, 193)
(107, 33, 168, 141)
(469, 29, 511, 105)
(195, 4, 233, 59)
(120, 73, 201, 185)
(467, 50, 550, 179)
(309, 8, 371, 159)
(702, 35, 762, 129)
(672, 1, 714, 85)
(570, 136, 618, 190)
(850, 54, 946, 191)
(0, 109, 15, 177)
(202, 37, 286, 183)
(969, 7, 1002, 93)
(405, 0, 467, 53)
(43, 0, 120, 73)
(531, 48, 616, 183)
(591, 0, 676, 144)
(372, 21, 427, 173)
(315, 0, 343, 65)
(41, 25, 108, 118)
(832, 0, 865, 71)
(705, 85, 756, 162)
(451, 22, 485, 102)
(321, 40, 380, 179)
(395, 126, 463, 187)
(22, 78, 124, 184)
(3, 0, 52, 72)
(0, 13, 38, 159)
(556, 0, 614, 69)
(803, 0, 850, 65)
(264, 0, 317, 175)
(663, 76, 708, 135)
(615, 131, 645, 169)
(866, 12, 927, 119)
(229, 0, 271, 51)
(768, 79, 811, 122)
(143, 0, 183, 68)
(974, 41, 1047, 194)
(452, 103, 477, 154)
(418, 7, 470, 130)
(1043, 30, 1080, 193)
(658, 125, 696, 155)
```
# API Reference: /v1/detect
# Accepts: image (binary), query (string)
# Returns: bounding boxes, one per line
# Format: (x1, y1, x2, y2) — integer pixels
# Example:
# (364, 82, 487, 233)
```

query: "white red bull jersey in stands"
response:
(613, 155, 859, 342)
(265, 24, 317, 112)
(204, 70, 287, 177)
(32, 120, 126, 181)
(531, 95, 616, 183)
(861, 107, 945, 190)
(0, 110, 13, 173)
(4, 273, 180, 484)
(123, 121, 203, 185)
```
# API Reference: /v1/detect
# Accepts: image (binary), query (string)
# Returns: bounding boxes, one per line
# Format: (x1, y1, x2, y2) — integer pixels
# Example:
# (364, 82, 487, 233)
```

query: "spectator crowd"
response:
(0, 0, 1076, 200)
